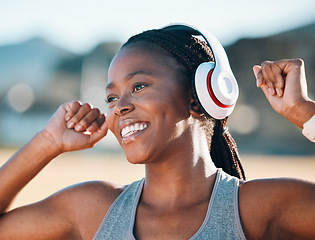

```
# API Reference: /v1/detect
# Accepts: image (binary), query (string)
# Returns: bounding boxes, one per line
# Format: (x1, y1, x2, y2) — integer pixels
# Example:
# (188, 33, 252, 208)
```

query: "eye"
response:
(133, 83, 148, 93)
(105, 95, 118, 104)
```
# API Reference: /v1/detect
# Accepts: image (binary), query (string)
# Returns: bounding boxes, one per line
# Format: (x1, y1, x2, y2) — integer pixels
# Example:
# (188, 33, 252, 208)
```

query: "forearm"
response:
(0, 131, 60, 213)
(287, 99, 315, 129)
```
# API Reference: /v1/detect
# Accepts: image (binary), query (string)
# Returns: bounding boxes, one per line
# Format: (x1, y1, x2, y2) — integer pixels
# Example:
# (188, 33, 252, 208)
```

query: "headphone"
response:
(162, 24, 239, 119)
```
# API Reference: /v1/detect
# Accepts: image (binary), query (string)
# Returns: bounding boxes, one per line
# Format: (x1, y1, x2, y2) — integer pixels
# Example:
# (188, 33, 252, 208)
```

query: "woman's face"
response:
(105, 43, 192, 164)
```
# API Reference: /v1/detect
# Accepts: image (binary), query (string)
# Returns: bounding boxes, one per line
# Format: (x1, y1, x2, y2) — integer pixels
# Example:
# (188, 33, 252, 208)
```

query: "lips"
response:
(121, 122, 148, 138)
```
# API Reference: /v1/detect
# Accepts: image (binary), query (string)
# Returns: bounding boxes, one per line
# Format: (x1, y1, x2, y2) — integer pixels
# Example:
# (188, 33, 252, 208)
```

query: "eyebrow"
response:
(106, 70, 154, 90)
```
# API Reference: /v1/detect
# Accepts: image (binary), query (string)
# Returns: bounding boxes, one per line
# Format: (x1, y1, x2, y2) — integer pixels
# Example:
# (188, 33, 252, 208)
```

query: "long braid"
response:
(122, 29, 246, 180)
(211, 119, 246, 180)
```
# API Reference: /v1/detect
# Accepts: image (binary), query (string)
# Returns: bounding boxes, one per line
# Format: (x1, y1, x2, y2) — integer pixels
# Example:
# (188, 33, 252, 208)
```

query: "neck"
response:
(142, 124, 217, 208)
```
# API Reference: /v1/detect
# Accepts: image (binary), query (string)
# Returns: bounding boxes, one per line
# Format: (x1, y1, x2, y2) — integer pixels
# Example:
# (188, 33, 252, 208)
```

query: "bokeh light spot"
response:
(7, 83, 35, 112)
(229, 104, 260, 135)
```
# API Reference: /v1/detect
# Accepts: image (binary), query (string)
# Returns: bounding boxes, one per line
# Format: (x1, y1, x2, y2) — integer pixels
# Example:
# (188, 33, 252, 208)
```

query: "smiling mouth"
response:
(121, 122, 148, 138)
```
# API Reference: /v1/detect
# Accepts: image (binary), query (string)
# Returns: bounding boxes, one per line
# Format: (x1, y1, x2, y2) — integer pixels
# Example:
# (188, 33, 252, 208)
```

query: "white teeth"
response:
(121, 126, 129, 137)
(121, 122, 148, 138)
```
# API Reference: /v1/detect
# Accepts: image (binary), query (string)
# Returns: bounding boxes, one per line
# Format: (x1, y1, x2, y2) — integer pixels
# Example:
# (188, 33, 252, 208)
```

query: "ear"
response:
(189, 98, 203, 117)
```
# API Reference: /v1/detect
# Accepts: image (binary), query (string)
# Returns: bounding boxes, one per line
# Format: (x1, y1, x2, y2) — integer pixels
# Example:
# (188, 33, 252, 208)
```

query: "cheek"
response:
(139, 90, 190, 123)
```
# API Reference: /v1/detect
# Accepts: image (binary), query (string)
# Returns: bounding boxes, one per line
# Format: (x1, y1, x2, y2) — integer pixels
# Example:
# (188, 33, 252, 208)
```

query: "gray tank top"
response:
(93, 169, 246, 239)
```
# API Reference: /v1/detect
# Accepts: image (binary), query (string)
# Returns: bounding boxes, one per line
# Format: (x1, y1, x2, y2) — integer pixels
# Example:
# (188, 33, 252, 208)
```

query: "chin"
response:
(125, 155, 148, 165)
(123, 147, 153, 165)
(119, 137, 154, 165)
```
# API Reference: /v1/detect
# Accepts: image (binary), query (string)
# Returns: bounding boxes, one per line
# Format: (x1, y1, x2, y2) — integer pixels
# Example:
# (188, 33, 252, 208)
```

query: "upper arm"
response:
(0, 181, 123, 240)
(271, 178, 315, 239)
(0, 194, 80, 240)
(239, 178, 315, 239)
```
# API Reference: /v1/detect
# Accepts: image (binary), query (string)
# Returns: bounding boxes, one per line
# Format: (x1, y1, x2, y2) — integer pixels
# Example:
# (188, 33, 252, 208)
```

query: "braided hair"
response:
(121, 28, 246, 180)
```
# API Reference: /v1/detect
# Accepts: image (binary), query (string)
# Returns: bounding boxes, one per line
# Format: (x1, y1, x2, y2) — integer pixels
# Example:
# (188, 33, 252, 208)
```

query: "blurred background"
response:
(0, 0, 315, 207)
(1, 0, 314, 154)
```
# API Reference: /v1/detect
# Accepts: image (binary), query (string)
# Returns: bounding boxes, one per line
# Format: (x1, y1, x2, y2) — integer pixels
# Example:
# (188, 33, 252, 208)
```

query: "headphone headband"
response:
(162, 24, 229, 70)
(161, 23, 239, 119)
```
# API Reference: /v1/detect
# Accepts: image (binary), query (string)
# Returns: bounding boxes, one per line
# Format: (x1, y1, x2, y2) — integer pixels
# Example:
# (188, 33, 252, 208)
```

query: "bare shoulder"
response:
(47, 180, 125, 239)
(0, 180, 125, 240)
(238, 178, 315, 239)
(51, 180, 124, 206)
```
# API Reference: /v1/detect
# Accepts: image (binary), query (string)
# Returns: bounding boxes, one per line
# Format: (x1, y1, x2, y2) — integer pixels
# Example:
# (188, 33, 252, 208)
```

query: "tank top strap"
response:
(93, 178, 145, 240)
(191, 169, 246, 239)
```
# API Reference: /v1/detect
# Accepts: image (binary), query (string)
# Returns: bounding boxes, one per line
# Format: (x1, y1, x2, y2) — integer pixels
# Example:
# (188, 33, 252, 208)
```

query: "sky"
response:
(1, 0, 315, 54)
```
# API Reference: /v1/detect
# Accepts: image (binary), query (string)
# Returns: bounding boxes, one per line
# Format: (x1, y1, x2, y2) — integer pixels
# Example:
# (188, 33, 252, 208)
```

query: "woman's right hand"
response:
(0, 101, 110, 239)
(42, 101, 108, 154)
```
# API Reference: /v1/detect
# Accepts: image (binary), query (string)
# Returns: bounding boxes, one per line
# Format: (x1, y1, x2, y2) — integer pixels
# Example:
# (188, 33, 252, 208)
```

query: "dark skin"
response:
(0, 42, 314, 239)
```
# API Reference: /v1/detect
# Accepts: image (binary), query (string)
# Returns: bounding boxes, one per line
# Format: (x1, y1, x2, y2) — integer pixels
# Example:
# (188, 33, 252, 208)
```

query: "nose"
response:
(114, 93, 135, 116)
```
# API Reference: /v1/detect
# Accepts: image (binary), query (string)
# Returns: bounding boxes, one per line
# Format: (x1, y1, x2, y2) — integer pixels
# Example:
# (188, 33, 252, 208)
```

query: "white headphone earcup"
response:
(194, 62, 238, 119)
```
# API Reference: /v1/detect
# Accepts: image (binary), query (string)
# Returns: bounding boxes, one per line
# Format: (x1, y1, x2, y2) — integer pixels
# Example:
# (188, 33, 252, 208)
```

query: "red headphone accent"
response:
(206, 69, 234, 109)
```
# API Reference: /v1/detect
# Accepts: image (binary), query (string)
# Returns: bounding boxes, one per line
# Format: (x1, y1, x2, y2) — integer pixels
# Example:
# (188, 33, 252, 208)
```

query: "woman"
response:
(0, 25, 314, 239)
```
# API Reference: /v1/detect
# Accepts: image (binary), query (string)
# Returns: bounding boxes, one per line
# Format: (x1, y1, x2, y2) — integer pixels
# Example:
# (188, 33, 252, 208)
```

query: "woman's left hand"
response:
(253, 59, 315, 128)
